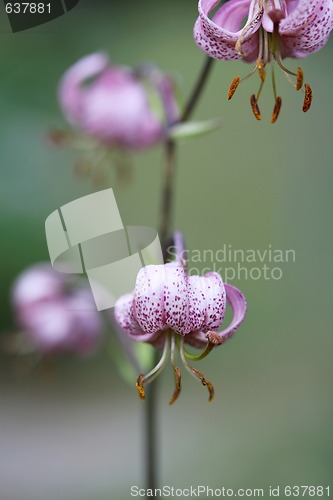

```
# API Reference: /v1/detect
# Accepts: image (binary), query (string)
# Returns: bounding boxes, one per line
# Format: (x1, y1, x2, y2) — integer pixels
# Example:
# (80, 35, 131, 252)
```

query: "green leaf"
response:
(169, 119, 223, 140)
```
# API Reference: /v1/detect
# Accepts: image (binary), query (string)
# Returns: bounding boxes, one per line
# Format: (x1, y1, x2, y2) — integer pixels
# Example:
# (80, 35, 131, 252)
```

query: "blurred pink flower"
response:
(194, 0, 333, 121)
(59, 53, 178, 149)
(114, 262, 246, 403)
(12, 264, 103, 356)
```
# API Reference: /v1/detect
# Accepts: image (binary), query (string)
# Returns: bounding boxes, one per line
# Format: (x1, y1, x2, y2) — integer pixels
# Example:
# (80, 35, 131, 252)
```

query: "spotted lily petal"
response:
(194, 0, 333, 121)
(187, 283, 247, 348)
(114, 292, 162, 344)
(189, 273, 226, 332)
(194, 0, 262, 62)
(279, 0, 333, 58)
(115, 264, 228, 339)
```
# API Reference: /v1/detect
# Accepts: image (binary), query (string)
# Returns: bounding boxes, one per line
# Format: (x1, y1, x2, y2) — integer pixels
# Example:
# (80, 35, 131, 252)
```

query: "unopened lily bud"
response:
(59, 53, 179, 150)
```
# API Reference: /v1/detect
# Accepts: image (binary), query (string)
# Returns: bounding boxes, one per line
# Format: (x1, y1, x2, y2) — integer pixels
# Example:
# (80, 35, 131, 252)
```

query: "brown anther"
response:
(270, 96, 282, 124)
(228, 76, 240, 100)
(250, 94, 262, 120)
(257, 60, 266, 83)
(192, 368, 215, 402)
(169, 367, 182, 405)
(296, 67, 304, 91)
(206, 331, 224, 346)
(136, 373, 146, 400)
(302, 83, 312, 113)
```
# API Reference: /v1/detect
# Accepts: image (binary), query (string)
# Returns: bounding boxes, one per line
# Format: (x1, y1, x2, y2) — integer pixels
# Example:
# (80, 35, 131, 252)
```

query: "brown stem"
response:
(180, 56, 215, 123)
(159, 138, 176, 257)
(159, 57, 215, 256)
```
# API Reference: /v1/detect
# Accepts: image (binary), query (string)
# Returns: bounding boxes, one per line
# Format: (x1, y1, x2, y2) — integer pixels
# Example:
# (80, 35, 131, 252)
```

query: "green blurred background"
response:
(1, 0, 332, 499)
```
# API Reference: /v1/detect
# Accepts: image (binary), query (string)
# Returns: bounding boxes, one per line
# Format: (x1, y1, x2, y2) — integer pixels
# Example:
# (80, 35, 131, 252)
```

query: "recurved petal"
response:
(114, 293, 146, 336)
(185, 283, 246, 348)
(196, 272, 226, 332)
(279, 0, 333, 57)
(194, 0, 261, 62)
(58, 52, 109, 126)
(211, 283, 247, 343)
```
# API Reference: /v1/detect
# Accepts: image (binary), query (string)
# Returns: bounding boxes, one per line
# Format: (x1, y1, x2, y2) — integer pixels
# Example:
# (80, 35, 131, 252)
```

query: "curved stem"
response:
(144, 55, 215, 500)
(180, 56, 215, 123)
(159, 138, 177, 258)
(159, 56, 215, 256)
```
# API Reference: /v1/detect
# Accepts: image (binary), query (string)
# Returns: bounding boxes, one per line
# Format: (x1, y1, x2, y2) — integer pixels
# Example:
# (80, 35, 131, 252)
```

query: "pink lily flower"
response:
(114, 261, 246, 403)
(59, 53, 178, 149)
(194, 0, 333, 121)
(12, 264, 103, 355)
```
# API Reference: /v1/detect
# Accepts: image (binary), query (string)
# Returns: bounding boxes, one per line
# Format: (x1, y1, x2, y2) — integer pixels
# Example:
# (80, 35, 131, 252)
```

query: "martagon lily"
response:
(194, 0, 333, 121)
(114, 233, 246, 404)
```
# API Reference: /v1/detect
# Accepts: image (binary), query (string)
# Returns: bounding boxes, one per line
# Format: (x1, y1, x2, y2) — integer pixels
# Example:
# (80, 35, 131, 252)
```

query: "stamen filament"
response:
(263, 29, 269, 66)
(136, 333, 171, 400)
(169, 367, 182, 405)
(256, 78, 265, 101)
(181, 340, 215, 361)
(240, 65, 260, 84)
(169, 333, 182, 405)
(192, 368, 215, 402)
(179, 338, 215, 402)
(271, 63, 277, 100)
(273, 51, 298, 78)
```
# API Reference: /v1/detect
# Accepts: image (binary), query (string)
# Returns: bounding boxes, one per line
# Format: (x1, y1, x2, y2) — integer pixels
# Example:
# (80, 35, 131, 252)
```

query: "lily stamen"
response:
(250, 94, 262, 120)
(206, 0, 324, 122)
(136, 333, 170, 400)
(302, 84, 313, 113)
(169, 333, 182, 405)
(192, 368, 215, 402)
(271, 96, 282, 123)
(179, 337, 215, 402)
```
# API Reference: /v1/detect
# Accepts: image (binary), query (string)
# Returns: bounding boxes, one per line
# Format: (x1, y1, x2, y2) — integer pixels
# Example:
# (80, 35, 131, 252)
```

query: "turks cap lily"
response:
(55, 53, 180, 184)
(194, 0, 333, 121)
(12, 264, 103, 355)
(114, 245, 246, 404)
(59, 53, 179, 149)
